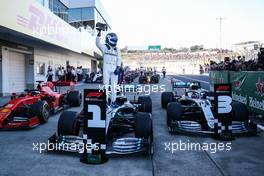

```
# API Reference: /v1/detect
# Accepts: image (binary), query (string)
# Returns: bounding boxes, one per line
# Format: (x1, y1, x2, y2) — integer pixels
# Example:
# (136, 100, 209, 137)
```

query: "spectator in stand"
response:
(210, 48, 264, 71)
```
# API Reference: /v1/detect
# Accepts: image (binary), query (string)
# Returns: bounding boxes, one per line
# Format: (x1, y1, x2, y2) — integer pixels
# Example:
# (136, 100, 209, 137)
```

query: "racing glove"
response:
(97, 29, 102, 37)
(114, 66, 121, 75)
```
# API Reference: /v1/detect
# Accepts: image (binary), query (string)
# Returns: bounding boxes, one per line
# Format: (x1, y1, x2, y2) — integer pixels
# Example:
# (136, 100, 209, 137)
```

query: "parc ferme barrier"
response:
(209, 71, 264, 117)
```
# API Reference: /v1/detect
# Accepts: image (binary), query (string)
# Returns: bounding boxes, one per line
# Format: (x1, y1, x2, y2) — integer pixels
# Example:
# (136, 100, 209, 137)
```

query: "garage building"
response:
(0, 0, 110, 96)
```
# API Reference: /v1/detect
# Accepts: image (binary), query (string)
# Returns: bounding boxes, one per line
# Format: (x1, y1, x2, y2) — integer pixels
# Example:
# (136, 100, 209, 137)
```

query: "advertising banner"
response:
(0, 0, 98, 55)
(210, 71, 264, 116)
(231, 71, 264, 115)
(209, 71, 229, 91)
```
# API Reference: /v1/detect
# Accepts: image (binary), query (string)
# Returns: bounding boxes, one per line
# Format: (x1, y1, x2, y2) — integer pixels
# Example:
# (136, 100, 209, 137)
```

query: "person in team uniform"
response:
(162, 66, 166, 78)
(47, 66, 53, 82)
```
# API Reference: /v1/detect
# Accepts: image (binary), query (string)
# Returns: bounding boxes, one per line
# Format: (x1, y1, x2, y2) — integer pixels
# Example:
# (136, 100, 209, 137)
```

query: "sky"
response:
(102, 0, 264, 49)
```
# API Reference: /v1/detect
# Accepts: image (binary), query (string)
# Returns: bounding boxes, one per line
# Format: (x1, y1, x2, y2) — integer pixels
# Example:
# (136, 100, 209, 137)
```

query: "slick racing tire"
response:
(135, 112, 153, 155)
(32, 101, 50, 124)
(232, 102, 248, 122)
(57, 111, 79, 136)
(161, 92, 174, 109)
(68, 91, 82, 107)
(167, 102, 182, 129)
(138, 96, 152, 114)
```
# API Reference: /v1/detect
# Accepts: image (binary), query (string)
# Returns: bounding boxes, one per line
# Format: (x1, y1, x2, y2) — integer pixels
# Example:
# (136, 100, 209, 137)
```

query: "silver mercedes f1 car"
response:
(161, 79, 256, 136)
(48, 88, 153, 158)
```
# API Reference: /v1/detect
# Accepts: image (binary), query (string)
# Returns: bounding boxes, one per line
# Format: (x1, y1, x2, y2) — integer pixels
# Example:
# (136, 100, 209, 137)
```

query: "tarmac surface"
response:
(0, 75, 264, 176)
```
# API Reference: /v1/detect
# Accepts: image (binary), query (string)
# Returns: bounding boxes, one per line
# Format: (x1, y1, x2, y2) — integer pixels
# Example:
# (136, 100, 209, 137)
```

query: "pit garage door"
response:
(8, 51, 26, 93)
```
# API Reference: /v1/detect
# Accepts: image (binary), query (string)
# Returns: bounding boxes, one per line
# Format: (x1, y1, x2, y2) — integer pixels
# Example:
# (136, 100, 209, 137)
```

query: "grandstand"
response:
(122, 49, 231, 74)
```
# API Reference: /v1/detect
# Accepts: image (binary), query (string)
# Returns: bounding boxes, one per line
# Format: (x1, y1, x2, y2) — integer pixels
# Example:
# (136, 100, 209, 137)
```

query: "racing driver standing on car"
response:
(96, 28, 122, 108)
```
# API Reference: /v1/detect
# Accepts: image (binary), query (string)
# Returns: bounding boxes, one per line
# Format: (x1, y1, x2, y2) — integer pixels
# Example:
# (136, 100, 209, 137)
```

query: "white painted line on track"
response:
(257, 125, 264, 131)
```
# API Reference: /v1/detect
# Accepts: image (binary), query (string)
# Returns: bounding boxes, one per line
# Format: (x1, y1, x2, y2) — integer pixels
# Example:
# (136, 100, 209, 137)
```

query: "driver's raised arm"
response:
(96, 30, 104, 53)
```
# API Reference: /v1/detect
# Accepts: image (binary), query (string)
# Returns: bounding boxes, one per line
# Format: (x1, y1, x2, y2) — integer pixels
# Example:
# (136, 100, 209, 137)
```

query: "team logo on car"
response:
(256, 77, 263, 96)
(216, 85, 231, 92)
(86, 92, 104, 98)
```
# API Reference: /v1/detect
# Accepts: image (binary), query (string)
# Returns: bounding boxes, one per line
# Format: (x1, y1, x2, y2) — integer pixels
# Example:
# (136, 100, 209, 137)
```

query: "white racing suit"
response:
(96, 36, 121, 103)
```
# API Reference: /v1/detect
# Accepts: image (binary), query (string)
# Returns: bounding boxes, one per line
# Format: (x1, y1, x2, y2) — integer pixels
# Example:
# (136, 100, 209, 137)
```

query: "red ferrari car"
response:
(0, 81, 81, 129)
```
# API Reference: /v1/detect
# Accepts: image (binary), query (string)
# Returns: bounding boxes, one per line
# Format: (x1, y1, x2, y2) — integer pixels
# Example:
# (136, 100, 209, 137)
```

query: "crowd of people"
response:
(143, 51, 220, 61)
(46, 65, 84, 82)
(210, 48, 264, 71)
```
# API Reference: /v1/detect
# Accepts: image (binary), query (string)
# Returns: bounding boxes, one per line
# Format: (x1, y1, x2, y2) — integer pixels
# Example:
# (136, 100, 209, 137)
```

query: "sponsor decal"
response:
(16, 4, 66, 42)
(256, 77, 263, 96)
(86, 92, 104, 98)
(5, 104, 14, 108)
(0, 109, 10, 113)
(249, 97, 264, 111)
(216, 74, 224, 83)
(235, 80, 241, 91)
(232, 93, 247, 105)
(216, 85, 231, 92)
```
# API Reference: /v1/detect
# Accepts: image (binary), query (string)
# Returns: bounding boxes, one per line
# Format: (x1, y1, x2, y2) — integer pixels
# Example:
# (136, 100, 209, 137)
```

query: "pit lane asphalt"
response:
(0, 77, 264, 176)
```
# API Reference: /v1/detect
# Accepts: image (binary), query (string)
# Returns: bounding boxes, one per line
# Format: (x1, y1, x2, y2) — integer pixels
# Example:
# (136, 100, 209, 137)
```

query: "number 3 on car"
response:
(218, 96, 232, 114)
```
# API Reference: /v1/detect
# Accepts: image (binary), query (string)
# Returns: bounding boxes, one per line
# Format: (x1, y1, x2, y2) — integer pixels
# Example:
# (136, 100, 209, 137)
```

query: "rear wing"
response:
(52, 81, 75, 87)
(171, 80, 201, 89)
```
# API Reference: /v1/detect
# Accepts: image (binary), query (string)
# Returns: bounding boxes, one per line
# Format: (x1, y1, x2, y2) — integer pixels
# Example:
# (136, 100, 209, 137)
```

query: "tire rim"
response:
(43, 104, 50, 121)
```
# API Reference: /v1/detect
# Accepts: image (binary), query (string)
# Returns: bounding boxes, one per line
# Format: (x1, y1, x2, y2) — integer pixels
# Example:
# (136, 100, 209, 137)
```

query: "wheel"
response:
(138, 96, 152, 114)
(135, 112, 153, 155)
(68, 91, 82, 107)
(161, 92, 174, 109)
(57, 111, 79, 136)
(31, 101, 50, 124)
(232, 102, 248, 121)
(167, 102, 182, 129)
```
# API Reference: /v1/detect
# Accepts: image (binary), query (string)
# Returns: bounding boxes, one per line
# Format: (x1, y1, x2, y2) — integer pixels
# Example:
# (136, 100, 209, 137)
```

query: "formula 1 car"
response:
(139, 71, 159, 84)
(161, 80, 256, 136)
(0, 81, 81, 129)
(48, 89, 153, 157)
(124, 71, 139, 84)
(85, 72, 103, 84)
